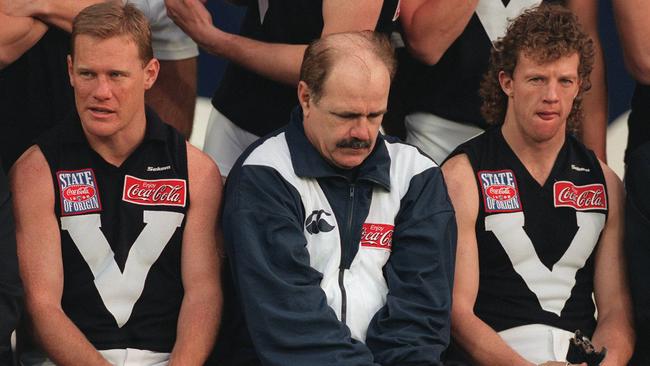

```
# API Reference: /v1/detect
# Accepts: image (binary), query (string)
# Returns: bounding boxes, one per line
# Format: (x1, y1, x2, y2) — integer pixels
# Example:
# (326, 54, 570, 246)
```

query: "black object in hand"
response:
(566, 330, 607, 366)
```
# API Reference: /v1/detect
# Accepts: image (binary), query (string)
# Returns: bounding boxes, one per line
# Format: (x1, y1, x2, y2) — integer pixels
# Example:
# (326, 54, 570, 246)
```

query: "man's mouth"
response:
(336, 138, 371, 149)
(536, 111, 559, 121)
(89, 106, 115, 115)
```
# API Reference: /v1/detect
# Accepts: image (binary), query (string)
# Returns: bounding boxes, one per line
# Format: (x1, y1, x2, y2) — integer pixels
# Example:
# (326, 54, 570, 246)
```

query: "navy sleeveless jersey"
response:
(212, 0, 400, 137)
(36, 110, 189, 352)
(401, 0, 563, 128)
(626, 83, 650, 162)
(450, 127, 606, 335)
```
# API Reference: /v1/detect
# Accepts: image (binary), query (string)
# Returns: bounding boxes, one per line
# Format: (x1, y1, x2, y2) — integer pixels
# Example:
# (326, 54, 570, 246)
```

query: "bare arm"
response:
(612, 0, 650, 84)
(165, 0, 384, 86)
(0, 0, 109, 32)
(590, 162, 635, 366)
(399, 0, 478, 65)
(169, 143, 223, 365)
(0, 12, 48, 69)
(566, 0, 607, 161)
(442, 154, 534, 366)
(10, 147, 110, 366)
(146, 58, 198, 138)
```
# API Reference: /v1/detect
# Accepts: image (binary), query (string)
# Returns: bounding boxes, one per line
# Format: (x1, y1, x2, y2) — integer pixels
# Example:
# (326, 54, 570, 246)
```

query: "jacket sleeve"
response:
(0, 166, 23, 365)
(624, 145, 650, 356)
(365, 167, 456, 366)
(223, 164, 380, 366)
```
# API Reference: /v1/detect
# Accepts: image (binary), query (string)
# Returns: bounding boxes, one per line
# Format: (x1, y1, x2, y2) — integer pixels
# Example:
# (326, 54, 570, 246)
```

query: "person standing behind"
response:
(442, 5, 633, 365)
(10, 3, 222, 365)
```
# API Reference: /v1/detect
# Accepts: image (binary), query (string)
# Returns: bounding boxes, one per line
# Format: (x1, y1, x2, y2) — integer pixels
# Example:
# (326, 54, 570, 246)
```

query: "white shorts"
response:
(21, 348, 170, 366)
(498, 324, 574, 364)
(126, 0, 199, 60)
(203, 107, 260, 177)
(405, 112, 484, 164)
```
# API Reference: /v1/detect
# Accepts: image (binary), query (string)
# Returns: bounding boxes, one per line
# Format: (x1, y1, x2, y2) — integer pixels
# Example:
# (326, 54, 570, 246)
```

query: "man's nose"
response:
(349, 119, 371, 141)
(543, 81, 560, 103)
(92, 76, 112, 100)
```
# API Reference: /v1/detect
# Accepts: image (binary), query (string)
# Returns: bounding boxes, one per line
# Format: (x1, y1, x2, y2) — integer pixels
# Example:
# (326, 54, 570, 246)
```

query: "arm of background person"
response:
(223, 164, 380, 366)
(0, 12, 48, 69)
(442, 154, 535, 366)
(612, 0, 650, 84)
(0, 0, 110, 33)
(9, 147, 111, 366)
(145, 58, 197, 139)
(169, 144, 223, 365)
(0, 161, 22, 364)
(399, 0, 478, 65)
(590, 162, 635, 366)
(566, 0, 607, 162)
(365, 166, 456, 365)
(164, 0, 384, 86)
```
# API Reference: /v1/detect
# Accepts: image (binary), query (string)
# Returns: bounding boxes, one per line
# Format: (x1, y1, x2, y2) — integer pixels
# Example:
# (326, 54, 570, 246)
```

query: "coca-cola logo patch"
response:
(478, 170, 522, 213)
(122, 175, 186, 207)
(360, 223, 394, 251)
(57, 169, 102, 216)
(553, 181, 607, 211)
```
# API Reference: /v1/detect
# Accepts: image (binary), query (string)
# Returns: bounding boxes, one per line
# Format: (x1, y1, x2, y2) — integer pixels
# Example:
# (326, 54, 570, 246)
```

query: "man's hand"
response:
(165, 0, 217, 48)
(0, 0, 40, 17)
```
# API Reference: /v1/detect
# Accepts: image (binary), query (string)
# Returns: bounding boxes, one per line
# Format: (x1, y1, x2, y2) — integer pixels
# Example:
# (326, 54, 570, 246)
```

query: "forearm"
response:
(401, 0, 478, 64)
(579, 38, 607, 161)
(169, 291, 220, 365)
(30, 303, 110, 365)
(31, 0, 108, 32)
(201, 27, 305, 86)
(591, 311, 635, 366)
(452, 312, 533, 366)
(0, 14, 48, 69)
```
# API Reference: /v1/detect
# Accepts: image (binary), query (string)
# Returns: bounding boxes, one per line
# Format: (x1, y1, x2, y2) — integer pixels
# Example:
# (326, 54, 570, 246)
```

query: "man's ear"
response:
(143, 58, 160, 90)
(498, 70, 513, 98)
(67, 55, 74, 87)
(297, 81, 312, 117)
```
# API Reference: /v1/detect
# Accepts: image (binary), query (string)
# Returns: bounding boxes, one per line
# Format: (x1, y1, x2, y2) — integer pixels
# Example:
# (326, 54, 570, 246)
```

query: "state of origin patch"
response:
(478, 170, 522, 213)
(57, 169, 102, 216)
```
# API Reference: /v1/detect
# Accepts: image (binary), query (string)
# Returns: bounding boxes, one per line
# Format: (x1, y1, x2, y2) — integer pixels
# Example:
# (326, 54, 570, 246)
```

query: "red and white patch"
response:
(360, 223, 393, 251)
(478, 170, 522, 213)
(554, 181, 607, 211)
(122, 175, 187, 207)
(57, 169, 102, 216)
(392, 0, 401, 21)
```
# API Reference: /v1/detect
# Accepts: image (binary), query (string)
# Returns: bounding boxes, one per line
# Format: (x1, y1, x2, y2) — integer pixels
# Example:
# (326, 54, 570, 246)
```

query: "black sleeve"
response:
(366, 168, 456, 365)
(223, 165, 379, 366)
(0, 163, 23, 365)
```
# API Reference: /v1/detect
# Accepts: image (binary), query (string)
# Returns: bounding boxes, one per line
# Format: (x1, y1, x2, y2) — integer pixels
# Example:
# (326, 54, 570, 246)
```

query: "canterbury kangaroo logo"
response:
(305, 209, 335, 234)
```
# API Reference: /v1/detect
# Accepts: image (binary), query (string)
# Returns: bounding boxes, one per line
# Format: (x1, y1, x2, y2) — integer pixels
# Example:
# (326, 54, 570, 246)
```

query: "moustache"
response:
(336, 138, 371, 149)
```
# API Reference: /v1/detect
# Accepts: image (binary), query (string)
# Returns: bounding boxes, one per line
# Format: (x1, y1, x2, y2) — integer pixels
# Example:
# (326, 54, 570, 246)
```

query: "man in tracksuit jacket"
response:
(218, 31, 457, 366)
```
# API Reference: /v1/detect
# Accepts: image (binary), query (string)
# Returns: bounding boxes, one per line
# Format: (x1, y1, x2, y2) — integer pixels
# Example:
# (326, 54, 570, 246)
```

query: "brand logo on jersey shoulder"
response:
(478, 170, 522, 213)
(554, 181, 607, 211)
(305, 210, 335, 234)
(122, 175, 186, 207)
(360, 223, 393, 251)
(57, 169, 102, 216)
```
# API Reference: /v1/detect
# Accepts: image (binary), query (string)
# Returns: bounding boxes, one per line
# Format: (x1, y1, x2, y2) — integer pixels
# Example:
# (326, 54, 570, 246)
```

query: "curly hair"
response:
(479, 4, 594, 133)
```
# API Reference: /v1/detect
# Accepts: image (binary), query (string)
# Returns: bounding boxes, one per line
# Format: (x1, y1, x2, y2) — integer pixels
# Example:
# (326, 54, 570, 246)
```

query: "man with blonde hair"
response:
(11, 3, 222, 365)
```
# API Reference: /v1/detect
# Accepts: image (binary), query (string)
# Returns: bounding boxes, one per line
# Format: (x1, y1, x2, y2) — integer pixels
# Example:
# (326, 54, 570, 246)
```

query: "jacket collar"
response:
(285, 107, 391, 191)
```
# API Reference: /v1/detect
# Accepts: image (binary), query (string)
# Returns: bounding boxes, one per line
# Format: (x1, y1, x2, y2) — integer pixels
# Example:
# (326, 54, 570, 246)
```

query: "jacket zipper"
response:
(339, 183, 355, 325)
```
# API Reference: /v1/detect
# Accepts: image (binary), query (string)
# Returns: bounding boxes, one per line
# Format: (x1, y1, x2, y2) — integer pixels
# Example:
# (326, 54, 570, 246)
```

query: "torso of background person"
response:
(211, 0, 401, 138)
(626, 83, 650, 162)
(0, 28, 75, 174)
(36, 110, 189, 352)
(449, 127, 606, 341)
(396, 0, 564, 130)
